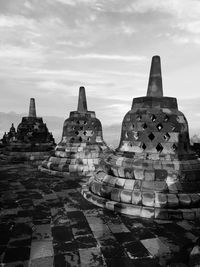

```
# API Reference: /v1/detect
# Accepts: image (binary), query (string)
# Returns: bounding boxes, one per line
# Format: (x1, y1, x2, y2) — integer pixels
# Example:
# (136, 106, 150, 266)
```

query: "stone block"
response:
(115, 203, 142, 217)
(154, 193, 167, 208)
(141, 207, 154, 219)
(190, 194, 200, 206)
(152, 160, 162, 169)
(105, 201, 115, 211)
(142, 192, 154, 207)
(91, 182, 101, 196)
(193, 208, 200, 218)
(167, 194, 179, 208)
(103, 175, 116, 186)
(144, 170, 155, 181)
(111, 167, 118, 177)
(178, 194, 191, 207)
(96, 171, 106, 182)
(120, 189, 132, 203)
(154, 208, 169, 219)
(154, 181, 168, 192)
(118, 167, 125, 177)
(116, 157, 124, 166)
(100, 185, 113, 198)
(124, 168, 134, 179)
(69, 165, 78, 172)
(133, 180, 142, 190)
(155, 169, 168, 180)
(181, 209, 195, 220)
(111, 188, 121, 202)
(134, 169, 144, 180)
(132, 190, 142, 205)
(168, 209, 182, 220)
(115, 178, 126, 188)
(124, 179, 135, 190)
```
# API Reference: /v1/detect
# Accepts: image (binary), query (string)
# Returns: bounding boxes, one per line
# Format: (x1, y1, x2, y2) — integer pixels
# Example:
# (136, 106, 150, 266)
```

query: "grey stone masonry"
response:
(39, 86, 110, 177)
(83, 55, 200, 220)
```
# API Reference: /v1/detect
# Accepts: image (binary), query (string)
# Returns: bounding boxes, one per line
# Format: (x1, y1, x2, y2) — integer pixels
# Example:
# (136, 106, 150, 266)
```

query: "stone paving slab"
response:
(0, 163, 200, 266)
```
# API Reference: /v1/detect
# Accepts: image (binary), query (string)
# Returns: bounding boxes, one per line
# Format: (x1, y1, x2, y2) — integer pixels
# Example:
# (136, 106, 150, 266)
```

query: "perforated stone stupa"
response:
(82, 55, 200, 220)
(2, 98, 55, 162)
(39, 86, 109, 177)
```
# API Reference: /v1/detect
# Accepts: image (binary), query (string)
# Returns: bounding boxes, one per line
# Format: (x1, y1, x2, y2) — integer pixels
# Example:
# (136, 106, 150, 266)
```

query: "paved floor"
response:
(0, 163, 199, 267)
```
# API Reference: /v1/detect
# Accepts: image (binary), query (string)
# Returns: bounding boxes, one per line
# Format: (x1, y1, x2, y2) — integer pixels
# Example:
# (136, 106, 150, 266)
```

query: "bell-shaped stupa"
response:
(82, 56, 200, 220)
(39, 86, 109, 177)
(2, 98, 55, 162)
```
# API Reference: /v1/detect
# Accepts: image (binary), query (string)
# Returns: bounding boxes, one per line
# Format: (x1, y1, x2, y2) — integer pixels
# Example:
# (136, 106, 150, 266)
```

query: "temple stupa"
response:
(1, 98, 55, 162)
(39, 86, 110, 177)
(82, 56, 200, 220)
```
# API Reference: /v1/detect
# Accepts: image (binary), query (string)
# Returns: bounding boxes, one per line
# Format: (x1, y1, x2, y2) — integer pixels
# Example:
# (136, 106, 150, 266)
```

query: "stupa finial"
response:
(77, 86, 88, 112)
(29, 98, 36, 117)
(147, 55, 163, 97)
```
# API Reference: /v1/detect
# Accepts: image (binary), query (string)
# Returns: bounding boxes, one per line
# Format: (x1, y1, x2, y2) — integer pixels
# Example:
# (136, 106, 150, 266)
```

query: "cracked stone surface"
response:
(0, 163, 200, 266)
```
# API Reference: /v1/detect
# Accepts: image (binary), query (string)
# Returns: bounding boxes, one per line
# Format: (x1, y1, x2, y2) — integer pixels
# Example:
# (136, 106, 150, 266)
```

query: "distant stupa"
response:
(1, 98, 55, 162)
(39, 86, 110, 177)
(82, 56, 200, 220)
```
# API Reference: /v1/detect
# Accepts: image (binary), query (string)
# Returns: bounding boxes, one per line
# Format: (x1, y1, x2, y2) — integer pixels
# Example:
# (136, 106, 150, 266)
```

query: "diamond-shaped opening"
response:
(87, 137, 91, 141)
(151, 114, 156, 122)
(80, 126, 83, 130)
(142, 123, 147, 130)
(133, 132, 139, 140)
(75, 131, 79, 135)
(132, 124, 135, 128)
(148, 133, 155, 141)
(136, 115, 142, 121)
(172, 144, 177, 151)
(84, 121, 87, 125)
(83, 131, 87, 135)
(157, 123, 163, 131)
(163, 133, 170, 141)
(156, 143, 163, 152)
(164, 115, 169, 122)
(79, 136, 82, 142)
(77, 120, 80, 124)
(141, 143, 146, 150)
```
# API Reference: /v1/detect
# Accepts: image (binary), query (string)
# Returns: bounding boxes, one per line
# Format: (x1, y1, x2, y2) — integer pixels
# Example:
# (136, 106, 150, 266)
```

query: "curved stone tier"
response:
(1, 98, 55, 162)
(39, 87, 110, 177)
(83, 55, 200, 220)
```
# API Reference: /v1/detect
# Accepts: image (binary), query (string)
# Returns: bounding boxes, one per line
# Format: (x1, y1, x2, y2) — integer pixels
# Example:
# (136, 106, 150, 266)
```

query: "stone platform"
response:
(0, 163, 200, 266)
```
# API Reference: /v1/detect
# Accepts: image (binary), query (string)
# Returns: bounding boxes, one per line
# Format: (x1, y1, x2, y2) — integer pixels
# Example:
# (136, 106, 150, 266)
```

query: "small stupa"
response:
(82, 56, 200, 220)
(39, 86, 109, 177)
(2, 98, 55, 162)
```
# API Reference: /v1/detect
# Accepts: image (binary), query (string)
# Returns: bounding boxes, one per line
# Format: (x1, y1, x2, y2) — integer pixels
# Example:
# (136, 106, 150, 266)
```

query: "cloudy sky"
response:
(0, 0, 200, 135)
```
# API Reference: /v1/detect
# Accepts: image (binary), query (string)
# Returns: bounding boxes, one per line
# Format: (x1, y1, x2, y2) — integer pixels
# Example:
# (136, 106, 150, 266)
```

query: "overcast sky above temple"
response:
(0, 0, 200, 133)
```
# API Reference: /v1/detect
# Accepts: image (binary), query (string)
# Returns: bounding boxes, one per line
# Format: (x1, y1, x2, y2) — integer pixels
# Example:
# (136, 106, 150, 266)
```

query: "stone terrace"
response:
(0, 163, 199, 267)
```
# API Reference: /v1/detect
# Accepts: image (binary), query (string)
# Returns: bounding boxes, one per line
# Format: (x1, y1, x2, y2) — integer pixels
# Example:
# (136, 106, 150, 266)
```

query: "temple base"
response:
(39, 165, 94, 177)
(82, 184, 200, 220)
(1, 150, 54, 163)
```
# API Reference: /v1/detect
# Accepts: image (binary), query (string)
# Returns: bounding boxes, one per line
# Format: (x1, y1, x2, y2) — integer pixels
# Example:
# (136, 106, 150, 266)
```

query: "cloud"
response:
(0, 14, 34, 28)
(66, 53, 146, 62)
(0, 44, 40, 58)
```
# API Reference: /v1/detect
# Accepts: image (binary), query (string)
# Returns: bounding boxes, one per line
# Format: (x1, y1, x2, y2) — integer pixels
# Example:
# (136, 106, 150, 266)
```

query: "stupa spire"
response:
(77, 86, 87, 112)
(147, 55, 163, 97)
(29, 98, 36, 117)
